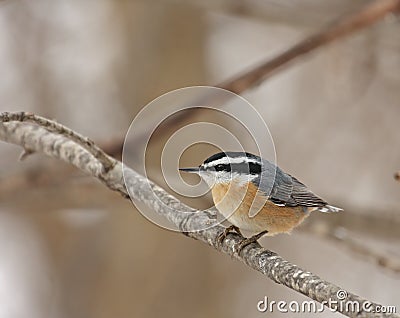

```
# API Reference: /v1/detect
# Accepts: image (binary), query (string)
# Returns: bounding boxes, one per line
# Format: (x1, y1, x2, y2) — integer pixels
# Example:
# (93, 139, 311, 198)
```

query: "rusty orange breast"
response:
(211, 181, 309, 235)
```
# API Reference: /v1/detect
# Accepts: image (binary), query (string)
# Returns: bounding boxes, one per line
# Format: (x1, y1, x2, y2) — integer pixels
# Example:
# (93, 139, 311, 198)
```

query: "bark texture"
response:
(0, 113, 397, 318)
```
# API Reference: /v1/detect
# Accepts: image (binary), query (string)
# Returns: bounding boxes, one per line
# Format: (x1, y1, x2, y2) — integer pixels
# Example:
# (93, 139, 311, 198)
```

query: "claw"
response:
(234, 230, 269, 255)
(217, 225, 242, 248)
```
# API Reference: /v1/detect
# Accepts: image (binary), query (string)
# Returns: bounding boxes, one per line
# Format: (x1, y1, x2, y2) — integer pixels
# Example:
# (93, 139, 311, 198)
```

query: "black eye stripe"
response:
(248, 162, 262, 174)
(231, 162, 261, 174)
(212, 162, 261, 174)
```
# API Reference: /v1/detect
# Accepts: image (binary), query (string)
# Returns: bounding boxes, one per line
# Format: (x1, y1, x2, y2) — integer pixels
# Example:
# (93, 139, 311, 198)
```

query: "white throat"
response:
(199, 170, 257, 188)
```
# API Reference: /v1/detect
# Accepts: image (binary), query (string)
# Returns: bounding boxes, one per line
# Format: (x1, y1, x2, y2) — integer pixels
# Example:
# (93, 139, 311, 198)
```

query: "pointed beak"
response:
(179, 167, 200, 173)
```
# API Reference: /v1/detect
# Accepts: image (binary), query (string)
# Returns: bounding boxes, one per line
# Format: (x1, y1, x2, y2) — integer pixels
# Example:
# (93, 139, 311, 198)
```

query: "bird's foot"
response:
(234, 230, 269, 255)
(217, 225, 242, 249)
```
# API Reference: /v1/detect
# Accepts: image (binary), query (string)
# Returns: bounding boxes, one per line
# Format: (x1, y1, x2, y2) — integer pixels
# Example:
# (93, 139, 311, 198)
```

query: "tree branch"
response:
(218, 0, 400, 93)
(125, 0, 400, 149)
(394, 171, 400, 182)
(300, 222, 400, 274)
(2, 165, 400, 275)
(0, 112, 116, 172)
(0, 112, 397, 317)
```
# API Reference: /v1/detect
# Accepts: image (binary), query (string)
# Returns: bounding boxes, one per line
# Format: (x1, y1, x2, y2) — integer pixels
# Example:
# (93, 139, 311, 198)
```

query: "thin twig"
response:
(0, 112, 398, 318)
(0, 112, 115, 172)
(127, 0, 400, 147)
(218, 0, 400, 93)
(300, 222, 400, 274)
(332, 227, 400, 274)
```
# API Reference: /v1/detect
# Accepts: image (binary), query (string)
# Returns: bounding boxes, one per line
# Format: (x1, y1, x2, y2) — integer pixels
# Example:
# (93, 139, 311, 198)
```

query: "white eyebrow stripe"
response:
(203, 156, 261, 168)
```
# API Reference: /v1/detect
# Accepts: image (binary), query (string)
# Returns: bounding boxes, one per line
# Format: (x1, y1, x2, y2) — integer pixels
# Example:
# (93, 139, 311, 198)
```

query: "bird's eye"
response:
(215, 164, 231, 172)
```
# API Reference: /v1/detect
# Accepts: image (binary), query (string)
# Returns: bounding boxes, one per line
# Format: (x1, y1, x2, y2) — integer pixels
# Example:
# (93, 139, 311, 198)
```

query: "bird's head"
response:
(179, 152, 263, 188)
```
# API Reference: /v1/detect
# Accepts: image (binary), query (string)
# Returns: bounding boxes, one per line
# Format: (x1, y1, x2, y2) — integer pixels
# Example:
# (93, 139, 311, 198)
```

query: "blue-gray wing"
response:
(253, 160, 327, 208)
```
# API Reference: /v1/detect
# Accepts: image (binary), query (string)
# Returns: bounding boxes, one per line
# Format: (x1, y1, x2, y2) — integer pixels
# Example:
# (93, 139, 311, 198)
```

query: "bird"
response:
(180, 151, 342, 252)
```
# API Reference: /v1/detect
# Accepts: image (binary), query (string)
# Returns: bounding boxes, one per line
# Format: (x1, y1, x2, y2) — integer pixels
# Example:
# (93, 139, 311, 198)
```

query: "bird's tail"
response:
(318, 205, 343, 213)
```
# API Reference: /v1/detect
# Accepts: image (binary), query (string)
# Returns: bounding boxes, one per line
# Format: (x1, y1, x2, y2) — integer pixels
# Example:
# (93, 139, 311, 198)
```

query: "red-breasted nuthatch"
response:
(180, 152, 342, 251)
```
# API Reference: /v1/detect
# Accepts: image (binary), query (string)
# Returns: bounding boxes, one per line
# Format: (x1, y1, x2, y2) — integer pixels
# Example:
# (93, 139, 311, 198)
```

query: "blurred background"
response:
(0, 0, 399, 317)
